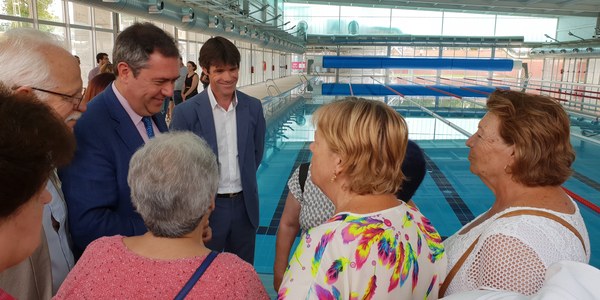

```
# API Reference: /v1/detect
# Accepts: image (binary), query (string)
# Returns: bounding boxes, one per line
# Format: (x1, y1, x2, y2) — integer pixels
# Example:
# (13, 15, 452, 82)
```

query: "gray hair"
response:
(0, 28, 65, 100)
(128, 132, 219, 238)
(113, 22, 179, 77)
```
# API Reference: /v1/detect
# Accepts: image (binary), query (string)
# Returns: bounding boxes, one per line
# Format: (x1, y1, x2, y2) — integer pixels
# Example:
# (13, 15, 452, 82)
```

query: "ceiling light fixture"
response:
(209, 15, 220, 28)
(225, 20, 235, 32)
(181, 7, 194, 23)
(148, 0, 164, 14)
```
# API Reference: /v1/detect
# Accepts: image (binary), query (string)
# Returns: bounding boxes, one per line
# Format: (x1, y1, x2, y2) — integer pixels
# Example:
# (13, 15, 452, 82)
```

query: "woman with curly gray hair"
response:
(56, 132, 268, 299)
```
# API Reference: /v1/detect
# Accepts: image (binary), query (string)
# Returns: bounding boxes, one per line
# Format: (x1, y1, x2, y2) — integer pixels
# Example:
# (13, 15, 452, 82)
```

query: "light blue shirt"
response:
(42, 174, 75, 294)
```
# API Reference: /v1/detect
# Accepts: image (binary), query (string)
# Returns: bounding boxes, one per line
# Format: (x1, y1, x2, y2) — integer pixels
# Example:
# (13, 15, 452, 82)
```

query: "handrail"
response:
(266, 85, 278, 97)
(299, 74, 309, 84)
(265, 79, 281, 95)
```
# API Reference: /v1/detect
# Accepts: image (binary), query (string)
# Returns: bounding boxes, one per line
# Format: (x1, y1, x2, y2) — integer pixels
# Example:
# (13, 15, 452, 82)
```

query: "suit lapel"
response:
(196, 94, 219, 156)
(236, 95, 249, 168)
(152, 114, 168, 133)
(104, 88, 145, 152)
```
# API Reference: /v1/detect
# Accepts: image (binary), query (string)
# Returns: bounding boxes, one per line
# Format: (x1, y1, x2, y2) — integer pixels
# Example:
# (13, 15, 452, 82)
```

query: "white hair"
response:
(0, 28, 66, 100)
(128, 132, 219, 238)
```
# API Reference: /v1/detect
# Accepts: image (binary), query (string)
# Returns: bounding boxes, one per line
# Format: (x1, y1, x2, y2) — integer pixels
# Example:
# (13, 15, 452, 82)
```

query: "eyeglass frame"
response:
(29, 87, 86, 109)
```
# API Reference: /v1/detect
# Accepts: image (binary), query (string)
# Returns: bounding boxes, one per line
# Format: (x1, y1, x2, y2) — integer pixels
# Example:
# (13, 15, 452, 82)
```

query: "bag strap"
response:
(500, 209, 586, 253)
(174, 251, 218, 300)
(439, 209, 586, 297)
(299, 162, 310, 193)
(438, 236, 479, 297)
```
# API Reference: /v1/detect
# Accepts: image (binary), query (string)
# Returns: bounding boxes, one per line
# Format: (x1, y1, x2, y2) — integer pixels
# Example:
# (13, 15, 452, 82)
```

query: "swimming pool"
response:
(253, 99, 600, 296)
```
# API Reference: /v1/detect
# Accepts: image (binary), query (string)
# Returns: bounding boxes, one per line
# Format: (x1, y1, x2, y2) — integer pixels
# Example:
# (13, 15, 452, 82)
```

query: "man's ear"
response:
(116, 62, 131, 81)
(13, 86, 34, 95)
(202, 67, 209, 75)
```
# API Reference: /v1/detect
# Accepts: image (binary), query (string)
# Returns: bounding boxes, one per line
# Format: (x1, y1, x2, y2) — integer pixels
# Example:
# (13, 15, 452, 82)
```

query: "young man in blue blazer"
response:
(170, 36, 266, 264)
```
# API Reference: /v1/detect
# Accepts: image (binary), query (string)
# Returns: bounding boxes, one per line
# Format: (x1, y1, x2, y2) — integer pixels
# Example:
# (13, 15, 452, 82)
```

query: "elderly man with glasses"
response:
(0, 28, 86, 298)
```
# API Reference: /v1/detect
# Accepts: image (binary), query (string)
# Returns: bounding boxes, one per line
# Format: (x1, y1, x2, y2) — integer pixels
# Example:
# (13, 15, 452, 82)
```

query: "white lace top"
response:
(443, 199, 590, 297)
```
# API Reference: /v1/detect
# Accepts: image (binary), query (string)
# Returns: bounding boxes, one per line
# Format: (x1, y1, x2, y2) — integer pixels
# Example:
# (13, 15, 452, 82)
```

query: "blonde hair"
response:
(314, 97, 408, 195)
(487, 90, 574, 186)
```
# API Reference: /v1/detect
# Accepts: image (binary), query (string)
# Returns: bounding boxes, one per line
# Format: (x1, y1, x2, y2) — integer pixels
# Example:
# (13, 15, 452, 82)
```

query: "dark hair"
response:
(396, 140, 426, 201)
(487, 90, 574, 186)
(96, 52, 108, 63)
(83, 72, 116, 103)
(0, 85, 75, 219)
(187, 61, 197, 71)
(199, 36, 240, 71)
(113, 22, 179, 77)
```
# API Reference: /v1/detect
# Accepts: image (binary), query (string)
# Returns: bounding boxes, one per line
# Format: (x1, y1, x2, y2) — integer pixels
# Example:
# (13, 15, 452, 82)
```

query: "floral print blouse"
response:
(278, 203, 447, 299)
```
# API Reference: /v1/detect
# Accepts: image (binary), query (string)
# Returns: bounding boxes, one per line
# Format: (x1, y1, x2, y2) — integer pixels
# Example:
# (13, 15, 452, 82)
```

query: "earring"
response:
(330, 173, 337, 183)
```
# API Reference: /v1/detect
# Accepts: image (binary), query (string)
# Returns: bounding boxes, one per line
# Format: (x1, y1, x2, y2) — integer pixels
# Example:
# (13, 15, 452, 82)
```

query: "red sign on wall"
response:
(292, 62, 306, 70)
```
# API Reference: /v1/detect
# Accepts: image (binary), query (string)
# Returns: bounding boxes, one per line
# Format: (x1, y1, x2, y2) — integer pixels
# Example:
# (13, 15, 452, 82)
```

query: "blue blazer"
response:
(59, 85, 168, 256)
(170, 90, 266, 228)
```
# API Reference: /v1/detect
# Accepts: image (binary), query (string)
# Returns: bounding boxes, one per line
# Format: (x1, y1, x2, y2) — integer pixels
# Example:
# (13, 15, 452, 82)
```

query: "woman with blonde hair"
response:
(278, 97, 446, 299)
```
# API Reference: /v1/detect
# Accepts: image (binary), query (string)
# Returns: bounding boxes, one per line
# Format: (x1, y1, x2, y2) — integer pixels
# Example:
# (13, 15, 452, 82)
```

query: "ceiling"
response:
(284, 0, 600, 18)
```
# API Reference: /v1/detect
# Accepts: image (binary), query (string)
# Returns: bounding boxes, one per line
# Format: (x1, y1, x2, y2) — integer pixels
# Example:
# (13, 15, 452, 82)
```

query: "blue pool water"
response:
(252, 106, 600, 296)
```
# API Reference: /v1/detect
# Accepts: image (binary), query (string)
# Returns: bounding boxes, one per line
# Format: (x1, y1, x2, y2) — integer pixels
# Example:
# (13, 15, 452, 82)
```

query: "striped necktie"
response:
(142, 116, 155, 139)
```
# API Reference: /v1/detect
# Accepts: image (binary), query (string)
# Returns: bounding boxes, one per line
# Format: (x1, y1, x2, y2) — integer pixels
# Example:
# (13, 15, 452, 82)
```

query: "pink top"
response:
(54, 236, 268, 299)
(0, 289, 15, 300)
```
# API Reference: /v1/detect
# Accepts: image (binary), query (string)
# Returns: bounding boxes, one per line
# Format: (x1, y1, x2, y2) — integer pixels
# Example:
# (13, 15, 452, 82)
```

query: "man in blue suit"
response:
(60, 23, 181, 258)
(170, 36, 266, 264)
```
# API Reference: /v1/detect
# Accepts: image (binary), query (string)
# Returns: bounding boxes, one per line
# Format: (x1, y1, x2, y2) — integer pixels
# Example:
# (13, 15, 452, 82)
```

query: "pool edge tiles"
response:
(256, 142, 311, 235)
(423, 153, 475, 225)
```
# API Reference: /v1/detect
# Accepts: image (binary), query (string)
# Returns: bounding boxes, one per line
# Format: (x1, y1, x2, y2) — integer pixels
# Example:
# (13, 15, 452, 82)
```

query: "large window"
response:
(391, 10, 442, 35)
(1, 0, 32, 17)
(284, 3, 558, 43)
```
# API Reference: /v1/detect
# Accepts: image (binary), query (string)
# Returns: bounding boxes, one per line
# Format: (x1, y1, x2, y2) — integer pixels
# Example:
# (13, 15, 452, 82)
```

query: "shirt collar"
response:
(112, 82, 144, 125)
(207, 87, 238, 111)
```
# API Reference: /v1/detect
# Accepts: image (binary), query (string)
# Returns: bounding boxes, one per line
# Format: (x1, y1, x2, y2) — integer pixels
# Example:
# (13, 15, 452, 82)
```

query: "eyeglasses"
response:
(31, 87, 86, 109)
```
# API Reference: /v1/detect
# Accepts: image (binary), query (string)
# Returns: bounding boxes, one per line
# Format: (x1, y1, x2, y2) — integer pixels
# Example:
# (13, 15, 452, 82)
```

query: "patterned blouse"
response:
(278, 203, 447, 299)
(288, 166, 335, 231)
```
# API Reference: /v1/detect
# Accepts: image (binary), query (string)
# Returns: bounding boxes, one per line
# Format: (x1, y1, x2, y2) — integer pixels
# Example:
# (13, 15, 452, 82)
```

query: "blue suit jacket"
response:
(170, 90, 266, 227)
(59, 85, 168, 256)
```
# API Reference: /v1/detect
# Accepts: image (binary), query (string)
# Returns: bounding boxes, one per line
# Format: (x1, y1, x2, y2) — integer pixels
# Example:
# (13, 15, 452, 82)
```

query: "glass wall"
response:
(0, 0, 292, 90)
(284, 3, 557, 43)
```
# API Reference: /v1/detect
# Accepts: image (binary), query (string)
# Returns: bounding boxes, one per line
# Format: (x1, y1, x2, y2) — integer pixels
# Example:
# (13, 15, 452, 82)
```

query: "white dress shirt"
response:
(207, 87, 242, 193)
